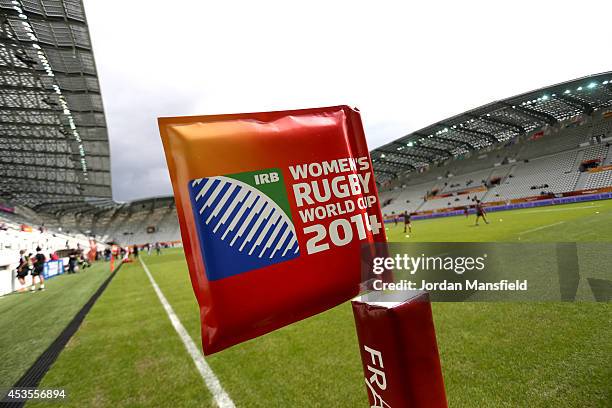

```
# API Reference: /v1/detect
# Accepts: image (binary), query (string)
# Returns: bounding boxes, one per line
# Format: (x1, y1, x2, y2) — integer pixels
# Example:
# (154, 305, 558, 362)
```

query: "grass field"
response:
(0, 262, 110, 387)
(386, 199, 612, 242)
(3, 200, 611, 407)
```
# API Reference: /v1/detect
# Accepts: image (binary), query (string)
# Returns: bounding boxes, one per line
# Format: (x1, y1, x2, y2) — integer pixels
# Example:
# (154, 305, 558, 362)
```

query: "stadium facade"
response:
(372, 72, 612, 184)
(0, 0, 112, 215)
(0, 0, 114, 295)
(376, 73, 612, 218)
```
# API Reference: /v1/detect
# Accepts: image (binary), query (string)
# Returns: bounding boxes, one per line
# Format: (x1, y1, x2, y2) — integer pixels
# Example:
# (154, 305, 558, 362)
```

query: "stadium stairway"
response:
(573, 150, 586, 170)
(603, 144, 612, 165)
(574, 173, 590, 191)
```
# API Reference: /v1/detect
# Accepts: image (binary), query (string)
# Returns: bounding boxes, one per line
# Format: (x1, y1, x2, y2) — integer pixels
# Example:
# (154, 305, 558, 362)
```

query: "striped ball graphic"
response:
(189, 174, 300, 280)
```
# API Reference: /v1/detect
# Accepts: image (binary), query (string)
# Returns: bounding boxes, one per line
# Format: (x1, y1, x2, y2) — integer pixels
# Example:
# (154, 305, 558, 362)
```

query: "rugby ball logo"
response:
(188, 169, 300, 281)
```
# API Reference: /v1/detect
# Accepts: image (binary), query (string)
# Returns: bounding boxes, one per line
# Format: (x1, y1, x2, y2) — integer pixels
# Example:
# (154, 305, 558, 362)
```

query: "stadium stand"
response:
(0, 1, 112, 213)
(88, 197, 180, 245)
(0, 207, 94, 295)
(380, 127, 612, 214)
(376, 74, 612, 216)
(583, 170, 612, 190)
(0, 1, 113, 294)
(593, 119, 612, 138)
(582, 143, 609, 161)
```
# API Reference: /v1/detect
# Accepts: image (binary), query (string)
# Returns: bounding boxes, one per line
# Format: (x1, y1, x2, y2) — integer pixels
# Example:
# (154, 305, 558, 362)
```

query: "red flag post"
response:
(352, 292, 447, 408)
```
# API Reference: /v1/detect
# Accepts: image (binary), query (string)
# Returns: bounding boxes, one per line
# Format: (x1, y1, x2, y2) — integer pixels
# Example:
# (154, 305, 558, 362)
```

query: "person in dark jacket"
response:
(31, 247, 46, 291)
(474, 201, 489, 226)
(403, 211, 412, 233)
(68, 251, 78, 274)
(16, 249, 29, 291)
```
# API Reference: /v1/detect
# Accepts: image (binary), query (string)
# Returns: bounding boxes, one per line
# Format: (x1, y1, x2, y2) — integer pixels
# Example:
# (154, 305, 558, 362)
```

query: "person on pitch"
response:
(474, 200, 489, 226)
(403, 211, 412, 233)
(15, 249, 29, 292)
(31, 247, 46, 291)
(68, 250, 78, 274)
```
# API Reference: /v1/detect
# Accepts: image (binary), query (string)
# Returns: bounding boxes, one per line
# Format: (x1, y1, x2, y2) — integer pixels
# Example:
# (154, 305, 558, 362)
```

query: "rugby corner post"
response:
(352, 291, 448, 408)
(157, 105, 447, 407)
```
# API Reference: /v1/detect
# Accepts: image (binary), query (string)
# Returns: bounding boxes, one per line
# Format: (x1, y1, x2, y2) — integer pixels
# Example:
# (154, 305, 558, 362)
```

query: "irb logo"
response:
(188, 168, 299, 281)
(254, 172, 279, 185)
(364, 345, 391, 408)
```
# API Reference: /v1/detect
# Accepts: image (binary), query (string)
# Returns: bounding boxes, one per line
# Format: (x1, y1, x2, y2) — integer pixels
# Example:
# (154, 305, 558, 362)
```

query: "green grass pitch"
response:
(0, 262, 111, 387)
(4, 199, 611, 407)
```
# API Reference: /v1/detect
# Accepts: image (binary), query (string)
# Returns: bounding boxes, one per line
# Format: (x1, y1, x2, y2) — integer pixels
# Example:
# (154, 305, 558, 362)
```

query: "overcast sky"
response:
(83, 0, 612, 202)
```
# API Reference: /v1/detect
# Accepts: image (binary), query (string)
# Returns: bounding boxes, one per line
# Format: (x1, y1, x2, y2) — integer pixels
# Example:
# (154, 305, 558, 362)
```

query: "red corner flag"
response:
(159, 106, 386, 354)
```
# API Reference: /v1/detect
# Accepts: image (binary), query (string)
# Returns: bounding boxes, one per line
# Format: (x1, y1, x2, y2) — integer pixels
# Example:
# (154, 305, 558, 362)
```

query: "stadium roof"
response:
(0, 0, 111, 215)
(372, 72, 612, 184)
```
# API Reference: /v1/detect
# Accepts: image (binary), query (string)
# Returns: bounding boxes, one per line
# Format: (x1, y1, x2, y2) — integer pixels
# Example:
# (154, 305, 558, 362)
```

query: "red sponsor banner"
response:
(562, 186, 612, 196)
(482, 199, 507, 207)
(159, 106, 386, 354)
(0, 204, 14, 213)
(433, 207, 460, 213)
(510, 194, 554, 203)
(587, 165, 612, 173)
(352, 292, 447, 408)
(529, 130, 545, 141)
(496, 187, 612, 201)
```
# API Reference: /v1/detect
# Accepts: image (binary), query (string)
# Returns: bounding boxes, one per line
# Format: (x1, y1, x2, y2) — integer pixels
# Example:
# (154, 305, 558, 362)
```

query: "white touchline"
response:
(518, 221, 565, 235)
(139, 258, 235, 408)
